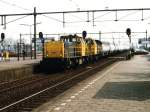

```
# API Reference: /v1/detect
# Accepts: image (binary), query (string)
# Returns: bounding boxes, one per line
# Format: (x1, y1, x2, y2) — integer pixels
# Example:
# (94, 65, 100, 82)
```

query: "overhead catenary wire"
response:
(1, 8, 150, 16)
(59, 12, 113, 24)
(0, 8, 150, 25)
(0, 0, 84, 24)
(0, 0, 32, 27)
(42, 15, 63, 23)
(0, 0, 66, 24)
(117, 11, 139, 20)
(0, 0, 65, 25)
(4, 15, 30, 25)
(65, 21, 86, 23)
(69, 13, 86, 21)
(1, 7, 150, 27)
(92, 11, 112, 21)
(0, 7, 150, 29)
(0, 0, 31, 11)
(142, 15, 150, 20)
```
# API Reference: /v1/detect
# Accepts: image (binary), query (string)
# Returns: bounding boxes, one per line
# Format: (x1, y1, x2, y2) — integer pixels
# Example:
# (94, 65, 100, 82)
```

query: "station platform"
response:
(33, 54, 150, 112)
(0, 57, 41, 81)
(0, 57, 41, 71)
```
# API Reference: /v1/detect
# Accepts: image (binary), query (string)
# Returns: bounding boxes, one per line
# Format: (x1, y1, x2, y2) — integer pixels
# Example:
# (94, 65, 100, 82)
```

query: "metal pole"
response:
(87, 12, 90, 22)
(141, 9, 144, 21)
(1, 16, 3, 25)
(112, 36, 116, 50)
(146, 30, 147, 49)
(42, 40, 44, 60)
(115, 10, 118, 21)
(4, 16, 6, 29)
(1, 40, 3, 61)
(23, 43, 25, 60)
(127, 35, 131, 59)
(129, 35, 131, 54)
(63, 13, 65, 28)
(99, 31, 101, 41)
(92, 11, 95, 27)
(30, 26, 32, 59)
(34, 7, 37, 59)
(20, 34, 21, 59)
(17, 43, 19, 61)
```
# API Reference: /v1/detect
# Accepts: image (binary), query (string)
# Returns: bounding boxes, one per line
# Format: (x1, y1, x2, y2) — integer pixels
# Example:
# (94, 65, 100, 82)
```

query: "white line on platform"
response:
(74, 93, 79, 96)
(54, 107, 60, 111)
(84, 86, 88, 89)
(61, 103, 66, 106)
(93, 79, 97, 82)
(78, 91, 82, 93)
(54, 62, 120, 112)
(56, 62, 120, 112)
(66, 99, 72, 102)
(81, 88, 85, 91)
(70, 96, 75, 99)
(87, 85, 90, 87)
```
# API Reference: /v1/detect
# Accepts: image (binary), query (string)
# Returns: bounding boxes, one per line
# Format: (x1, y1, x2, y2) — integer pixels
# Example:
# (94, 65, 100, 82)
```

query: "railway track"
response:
(0, 58, 118, 112)
(0, 75, 44, 91)
(0, 81, 8, 85)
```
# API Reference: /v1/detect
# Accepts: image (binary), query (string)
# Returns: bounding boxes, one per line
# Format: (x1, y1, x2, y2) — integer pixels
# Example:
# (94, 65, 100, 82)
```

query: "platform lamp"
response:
(39, 32, 45, 60)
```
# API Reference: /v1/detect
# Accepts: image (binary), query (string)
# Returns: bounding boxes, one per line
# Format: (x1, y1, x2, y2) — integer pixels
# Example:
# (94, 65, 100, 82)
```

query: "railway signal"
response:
(126, 28, 131, 37)
(39, 32, 43, 39)
(39, 32, 45, 59)
(1, 33, 5, 41)
(126, 28, 131, 43)
(39, 32, 44, 43)
(82, 31, 87, 39)
(126, 28, 133, 60)
(1, 33, 5, 61)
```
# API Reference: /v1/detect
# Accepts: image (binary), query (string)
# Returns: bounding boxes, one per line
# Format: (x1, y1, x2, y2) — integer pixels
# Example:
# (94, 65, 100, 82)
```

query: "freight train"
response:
(40, 31, 130, 71)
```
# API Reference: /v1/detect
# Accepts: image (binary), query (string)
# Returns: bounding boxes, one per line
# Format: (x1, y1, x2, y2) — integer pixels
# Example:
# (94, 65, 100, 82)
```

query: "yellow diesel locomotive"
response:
(40, 33, 102, 71)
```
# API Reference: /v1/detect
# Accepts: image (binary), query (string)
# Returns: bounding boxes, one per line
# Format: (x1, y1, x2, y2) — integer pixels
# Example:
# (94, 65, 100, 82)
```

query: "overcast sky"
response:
(0, 0, 150, 45)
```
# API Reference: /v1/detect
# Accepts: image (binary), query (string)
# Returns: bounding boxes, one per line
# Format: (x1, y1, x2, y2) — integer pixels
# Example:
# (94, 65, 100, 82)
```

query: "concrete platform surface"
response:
(33, 54, 150, 112)
(0, 58, 41, 71)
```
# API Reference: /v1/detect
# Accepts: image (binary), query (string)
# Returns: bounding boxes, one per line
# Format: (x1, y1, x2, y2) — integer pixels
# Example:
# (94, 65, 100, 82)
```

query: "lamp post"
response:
(20, 22, 41, 59)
